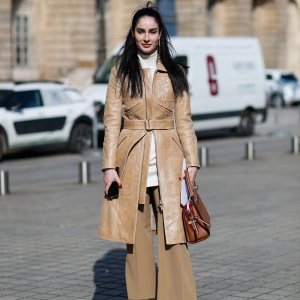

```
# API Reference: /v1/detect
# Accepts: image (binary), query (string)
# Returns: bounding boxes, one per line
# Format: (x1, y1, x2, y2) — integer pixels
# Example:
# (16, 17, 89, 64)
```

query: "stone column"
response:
(286, 1, 300, 78)
(105, 0, 146, 52)
(207, 0, 252, 36)
(252, 0, 288, 69)
(0, 0, 12, 80)
(175, 0, 206, 36)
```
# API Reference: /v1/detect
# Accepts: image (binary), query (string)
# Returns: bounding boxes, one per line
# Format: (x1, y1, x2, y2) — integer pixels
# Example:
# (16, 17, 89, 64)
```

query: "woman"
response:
(97, 2, 200, 299)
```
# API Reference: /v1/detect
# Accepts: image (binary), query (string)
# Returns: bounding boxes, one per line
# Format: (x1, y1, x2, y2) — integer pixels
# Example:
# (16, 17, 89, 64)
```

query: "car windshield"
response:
(280, 74, 298, 82)
(64, 88, 84, 102)
(0, 89, 14, 107)
(94, 55, 118, 84)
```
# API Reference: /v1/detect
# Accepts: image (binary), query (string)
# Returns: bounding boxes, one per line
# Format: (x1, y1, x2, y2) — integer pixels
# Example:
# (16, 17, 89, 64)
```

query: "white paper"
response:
(180, 159, 189, 206)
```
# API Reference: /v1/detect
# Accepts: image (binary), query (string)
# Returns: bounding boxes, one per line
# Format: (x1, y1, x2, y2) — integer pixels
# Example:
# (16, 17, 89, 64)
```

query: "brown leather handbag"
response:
(182, 169, 211, 244)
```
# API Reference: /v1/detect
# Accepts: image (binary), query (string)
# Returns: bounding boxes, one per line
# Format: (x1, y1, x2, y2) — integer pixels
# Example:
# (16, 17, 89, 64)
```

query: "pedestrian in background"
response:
(97, 2, 200, 299)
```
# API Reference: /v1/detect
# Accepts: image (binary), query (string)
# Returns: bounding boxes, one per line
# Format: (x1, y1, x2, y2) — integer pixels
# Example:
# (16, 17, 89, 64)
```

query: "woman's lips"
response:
(142, 44, 151, 48)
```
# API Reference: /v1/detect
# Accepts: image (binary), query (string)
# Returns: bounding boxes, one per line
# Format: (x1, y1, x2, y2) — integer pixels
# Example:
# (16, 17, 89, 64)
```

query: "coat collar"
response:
(156, 58, 167, 73)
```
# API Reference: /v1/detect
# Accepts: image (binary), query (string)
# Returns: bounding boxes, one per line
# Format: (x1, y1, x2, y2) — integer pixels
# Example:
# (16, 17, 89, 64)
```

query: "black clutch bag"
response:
(106, 167, 119, 199)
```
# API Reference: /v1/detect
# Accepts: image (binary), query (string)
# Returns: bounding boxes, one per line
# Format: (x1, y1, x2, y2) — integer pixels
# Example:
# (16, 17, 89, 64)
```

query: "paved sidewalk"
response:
(0, 148, 299, 299)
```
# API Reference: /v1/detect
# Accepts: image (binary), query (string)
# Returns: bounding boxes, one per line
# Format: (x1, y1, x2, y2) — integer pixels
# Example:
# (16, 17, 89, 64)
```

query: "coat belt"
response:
(123, 119, 175, 130)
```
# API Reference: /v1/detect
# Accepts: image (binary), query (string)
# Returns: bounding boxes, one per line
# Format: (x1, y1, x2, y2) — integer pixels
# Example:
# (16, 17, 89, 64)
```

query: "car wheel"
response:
(271, 94, 285, 107)
(237, 111, 255, 136)
(69, 123, 92, 153)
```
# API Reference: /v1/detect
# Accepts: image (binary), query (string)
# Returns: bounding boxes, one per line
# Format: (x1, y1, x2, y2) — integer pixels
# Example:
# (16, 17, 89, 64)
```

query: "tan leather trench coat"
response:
(97, 60, 200, 245)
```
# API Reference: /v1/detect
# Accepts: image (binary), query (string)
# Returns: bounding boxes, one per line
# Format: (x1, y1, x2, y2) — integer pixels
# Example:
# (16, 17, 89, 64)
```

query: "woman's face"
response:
(133, 16, 161, 55)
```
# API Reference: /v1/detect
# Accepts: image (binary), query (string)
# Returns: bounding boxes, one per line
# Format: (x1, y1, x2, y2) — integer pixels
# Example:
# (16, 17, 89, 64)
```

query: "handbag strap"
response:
(184, 169, 196, 200)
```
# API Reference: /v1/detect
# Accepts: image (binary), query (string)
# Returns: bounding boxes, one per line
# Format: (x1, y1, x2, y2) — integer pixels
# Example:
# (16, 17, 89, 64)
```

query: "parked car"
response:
(0, 82, 96, 160)
(265, 69, 300, 106)
(84, 37, 267, 136)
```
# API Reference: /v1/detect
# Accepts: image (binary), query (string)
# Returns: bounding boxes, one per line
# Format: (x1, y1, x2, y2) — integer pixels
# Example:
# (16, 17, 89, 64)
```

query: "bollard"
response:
(0, 170, 9, 196)
(79, 161, 91, 184)
(245, 141, 255, 160)
(199, 146, 209, 167)
(291, 136, 299, 154)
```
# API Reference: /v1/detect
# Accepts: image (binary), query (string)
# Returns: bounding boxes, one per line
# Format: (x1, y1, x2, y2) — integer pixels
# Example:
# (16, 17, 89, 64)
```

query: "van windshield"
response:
(94, 56, 118, 84)
(93, 55, 188, 83)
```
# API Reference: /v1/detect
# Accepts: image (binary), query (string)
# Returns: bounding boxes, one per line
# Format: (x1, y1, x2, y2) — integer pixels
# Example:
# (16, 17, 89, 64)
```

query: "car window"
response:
(0, 89, 14, 107)
(42, 89, 72, 106)
(280, 74, 298, 81)
(12, 90, 43, 109)
(94, 55, 118, 84)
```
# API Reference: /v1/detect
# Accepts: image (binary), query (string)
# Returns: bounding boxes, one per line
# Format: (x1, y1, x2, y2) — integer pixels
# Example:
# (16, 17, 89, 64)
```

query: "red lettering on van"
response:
(207, 55, 218, 96)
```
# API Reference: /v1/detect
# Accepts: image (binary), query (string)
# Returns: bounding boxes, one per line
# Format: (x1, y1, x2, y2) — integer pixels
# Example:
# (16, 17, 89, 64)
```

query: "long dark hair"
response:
(116, 1, 189, 98)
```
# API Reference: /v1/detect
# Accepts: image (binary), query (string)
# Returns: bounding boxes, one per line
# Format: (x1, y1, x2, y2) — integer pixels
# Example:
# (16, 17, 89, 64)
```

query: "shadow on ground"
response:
(93, 248, 127, 299)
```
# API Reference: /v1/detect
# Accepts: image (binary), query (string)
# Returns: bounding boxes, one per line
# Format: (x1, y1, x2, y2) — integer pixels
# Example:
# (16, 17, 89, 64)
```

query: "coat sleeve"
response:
(102, 67, 123, 170)
(175, 90, 200, 168)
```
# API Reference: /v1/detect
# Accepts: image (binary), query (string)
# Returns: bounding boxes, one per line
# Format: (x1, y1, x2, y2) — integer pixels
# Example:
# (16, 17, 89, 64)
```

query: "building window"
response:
(157, 0, 177, 36)
(14, 15, 29, 66)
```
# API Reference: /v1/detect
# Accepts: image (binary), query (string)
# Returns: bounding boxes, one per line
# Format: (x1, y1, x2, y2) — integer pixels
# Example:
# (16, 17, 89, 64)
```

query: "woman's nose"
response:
(144, 33, 150, 42)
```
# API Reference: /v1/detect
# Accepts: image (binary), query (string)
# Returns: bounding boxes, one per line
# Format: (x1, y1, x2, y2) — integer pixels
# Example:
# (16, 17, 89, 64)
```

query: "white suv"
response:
(265, 69, 300, 106)
(0, 82, 96, 160)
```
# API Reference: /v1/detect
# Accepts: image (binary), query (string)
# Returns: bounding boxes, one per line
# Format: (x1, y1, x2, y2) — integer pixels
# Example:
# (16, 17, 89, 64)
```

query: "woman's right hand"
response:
(103, 169, 122, 195)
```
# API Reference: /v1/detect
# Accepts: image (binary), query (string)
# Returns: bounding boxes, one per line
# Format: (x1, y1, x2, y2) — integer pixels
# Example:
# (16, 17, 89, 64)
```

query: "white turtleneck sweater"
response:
(138, 50, 159, 187)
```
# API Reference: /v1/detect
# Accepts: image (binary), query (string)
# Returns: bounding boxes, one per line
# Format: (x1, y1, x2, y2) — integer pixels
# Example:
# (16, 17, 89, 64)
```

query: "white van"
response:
(83, 37, 267, 136)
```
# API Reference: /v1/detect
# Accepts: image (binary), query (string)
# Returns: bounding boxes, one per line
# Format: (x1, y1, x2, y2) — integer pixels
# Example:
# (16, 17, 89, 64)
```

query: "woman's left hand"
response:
(179, 166, 198, 185)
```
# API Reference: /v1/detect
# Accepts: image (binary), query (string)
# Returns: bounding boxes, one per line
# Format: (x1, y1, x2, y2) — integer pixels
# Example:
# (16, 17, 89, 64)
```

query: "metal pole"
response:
(245, 141, 255, 161)
(79, 161, 91, 184)
(92, 113, 98, 150)
(291, 136, 299, 154)
(199, 146, 209, 167)
(0, 170, 9, 196)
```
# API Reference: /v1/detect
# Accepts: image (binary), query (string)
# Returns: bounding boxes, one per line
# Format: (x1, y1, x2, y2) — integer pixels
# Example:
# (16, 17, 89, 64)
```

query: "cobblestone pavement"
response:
(0, 111, 300, 299)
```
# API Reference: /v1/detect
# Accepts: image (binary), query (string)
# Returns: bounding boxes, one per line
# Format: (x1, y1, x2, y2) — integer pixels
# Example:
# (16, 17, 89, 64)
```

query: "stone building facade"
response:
(0, 0, 300, 88)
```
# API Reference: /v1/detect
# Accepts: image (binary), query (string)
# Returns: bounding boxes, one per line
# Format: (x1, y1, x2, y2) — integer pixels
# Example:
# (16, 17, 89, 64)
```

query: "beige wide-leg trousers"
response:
(126, 186, 196, 300)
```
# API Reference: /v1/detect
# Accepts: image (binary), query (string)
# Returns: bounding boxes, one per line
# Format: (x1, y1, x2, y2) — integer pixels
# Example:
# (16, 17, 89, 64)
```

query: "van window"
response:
(174, 55, 188, 67)
(94, 55, 188, 83)
(94, 55, 118, 84)
(266, 74, 273, 80)
(174, 55, 188, 74)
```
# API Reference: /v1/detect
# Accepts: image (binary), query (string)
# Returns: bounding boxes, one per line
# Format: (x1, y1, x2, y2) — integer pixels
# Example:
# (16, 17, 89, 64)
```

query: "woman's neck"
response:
(138, 50, 158, 69)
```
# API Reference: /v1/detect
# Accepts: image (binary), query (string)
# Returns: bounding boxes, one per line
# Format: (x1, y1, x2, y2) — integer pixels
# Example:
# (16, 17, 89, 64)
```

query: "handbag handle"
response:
(184, 169, 196, 201)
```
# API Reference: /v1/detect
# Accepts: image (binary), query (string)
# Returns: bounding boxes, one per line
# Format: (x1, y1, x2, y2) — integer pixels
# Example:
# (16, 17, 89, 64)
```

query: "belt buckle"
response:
(145, 119, 151, 131)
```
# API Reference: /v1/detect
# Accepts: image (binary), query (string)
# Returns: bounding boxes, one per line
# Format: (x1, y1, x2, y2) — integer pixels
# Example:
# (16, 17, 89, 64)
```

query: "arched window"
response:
(157, 0, 177, 36)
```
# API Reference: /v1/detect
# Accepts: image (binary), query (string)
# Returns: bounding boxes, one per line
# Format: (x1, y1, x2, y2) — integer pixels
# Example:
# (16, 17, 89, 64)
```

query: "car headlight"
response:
(93, 101, 105, 123)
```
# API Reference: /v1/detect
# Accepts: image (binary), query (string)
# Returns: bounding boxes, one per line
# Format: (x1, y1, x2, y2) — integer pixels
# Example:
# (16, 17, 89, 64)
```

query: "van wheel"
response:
(237, 111, 254, 136)
(69, 123, 92, 153)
